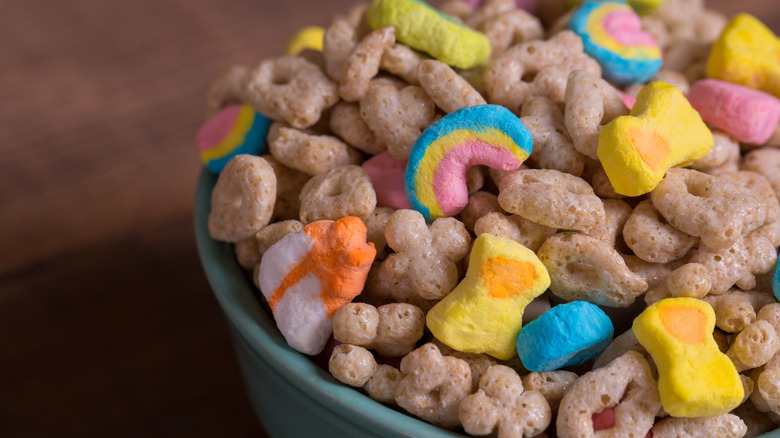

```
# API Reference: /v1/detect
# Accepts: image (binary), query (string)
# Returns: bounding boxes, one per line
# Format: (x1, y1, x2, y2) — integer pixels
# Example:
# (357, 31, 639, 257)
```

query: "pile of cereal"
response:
(199, 0, 780, 435)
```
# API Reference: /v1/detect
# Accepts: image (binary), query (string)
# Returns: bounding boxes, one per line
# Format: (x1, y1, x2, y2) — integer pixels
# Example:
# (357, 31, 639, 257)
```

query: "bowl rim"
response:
(194, 168, 780, 438)
(194, 170, 464, 437)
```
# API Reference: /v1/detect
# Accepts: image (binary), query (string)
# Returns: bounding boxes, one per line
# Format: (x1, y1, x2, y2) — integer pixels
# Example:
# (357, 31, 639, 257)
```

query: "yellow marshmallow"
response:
(706, 13, 780, 98)
(286, 26, 325, 56)
(426, 234, 550, 360)
(598, 81, 713, 197)
(632, 298, 743, 417)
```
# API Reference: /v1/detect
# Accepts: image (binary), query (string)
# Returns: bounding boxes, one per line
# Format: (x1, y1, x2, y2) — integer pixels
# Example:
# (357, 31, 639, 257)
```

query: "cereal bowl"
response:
(195, 170, 464, 437)
(195, 169, 780, 438)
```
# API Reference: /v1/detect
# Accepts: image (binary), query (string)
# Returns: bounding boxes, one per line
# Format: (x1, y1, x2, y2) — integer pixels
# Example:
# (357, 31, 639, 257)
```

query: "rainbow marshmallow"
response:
(197, 104, 272, 173)
(569, 1, 662, 85)
(405, 105, 532, 221)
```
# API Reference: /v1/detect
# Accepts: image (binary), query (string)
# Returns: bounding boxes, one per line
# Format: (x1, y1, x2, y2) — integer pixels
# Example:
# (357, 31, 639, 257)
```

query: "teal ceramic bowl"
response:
(195, 170, 780, 438)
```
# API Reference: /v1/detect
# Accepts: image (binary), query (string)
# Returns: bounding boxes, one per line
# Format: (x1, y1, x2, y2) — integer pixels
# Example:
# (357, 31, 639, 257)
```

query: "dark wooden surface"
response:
(1, 1, 778, 436)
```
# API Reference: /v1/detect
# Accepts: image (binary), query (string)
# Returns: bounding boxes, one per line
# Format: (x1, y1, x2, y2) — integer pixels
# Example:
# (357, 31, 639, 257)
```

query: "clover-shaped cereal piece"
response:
(332, 302, 426, 357)
(722, 171, 780, 226)
(205, 65, 248, 117)
(689, 130, 741, 175)
(651, 168, 766, 250)
(459, 365, 551, 438)
(417, 60, 487, 114)
(267, 122, 362, 176)
(727, 320, 779, 372)
(521, 370, 578, 415)
(329, 344, 378, 387)
(651, 414, 748, 438)
(263, 155, 310, 221)
(474, 212, 557, 253)
(623, 199, 697, 264)
(520, 95, 585, 176)
(339, 26, 396, 102)
(360, 80, 436, 160)
(427, 233, 550, 359)
(329, 101, 384, 155)
(742, 147, 780, 200)
(538, 232, 648, 307)
(383, 209, 471, 300)
(208, 155, 276, 243)
(484, 30, 601, 113)
(433, 339, 498, 393)
(394, 343, 472, 429)
(498, 169, 605, 233)
(633, 297, 744, 417)
(479, 7, 544, 59)
(242, 56, 338, 129)
(557, 351, 660, 438)
(584, 198, 632, 248)
(298, 165, 377, 224)
(564, 69, 629, 160)
(689, 229, 777, 295)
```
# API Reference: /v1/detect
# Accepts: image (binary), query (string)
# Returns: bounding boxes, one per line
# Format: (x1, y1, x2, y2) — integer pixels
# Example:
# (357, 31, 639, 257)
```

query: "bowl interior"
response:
(194, 169, 780, 438)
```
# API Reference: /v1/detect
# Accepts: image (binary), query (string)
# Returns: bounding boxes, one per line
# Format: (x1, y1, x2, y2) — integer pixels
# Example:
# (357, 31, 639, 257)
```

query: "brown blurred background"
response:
(1, 0, 778, 436)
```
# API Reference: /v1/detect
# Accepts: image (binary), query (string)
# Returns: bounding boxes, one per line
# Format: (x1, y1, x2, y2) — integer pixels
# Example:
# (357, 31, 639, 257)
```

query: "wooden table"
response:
(2, 0, 778, 436)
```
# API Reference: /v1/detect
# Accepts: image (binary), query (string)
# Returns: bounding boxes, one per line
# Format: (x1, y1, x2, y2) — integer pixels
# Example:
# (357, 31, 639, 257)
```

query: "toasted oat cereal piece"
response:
(623, 199, 698, 264)
(592, 329, 649, 371)
(690, 130, 741, 174)
(208, 155, 276, 243)
(664, 263, 711, 299)
(329, 344, 377, 387)
(433, 339, 498, 393)
(243, 56, 338, 129)
(585, 198, 632, 248)
(417, 60, 486, 113)
(564, 69, 629, 160)
(484, 30, 601, 113)
(727, 320, 779, 372)
(459, 365, 552, 437)
(498, 169, 606, 233)
(651, 168, 766, 250)
(742, 148, 780, 200)
(329, 101, 384, 155)
(382, 209, 470, 300)
(651, 414, 747, 438)
(464, 0, 515, 29)
(323, 19, 357, 82)
(757, 219, 780, 248)
(732, 399, 779, 438)
(623, 254, 684, 290)
(438, 0, 472, 21)
(298, 165, 376, 224)
(379, 43, 425, 85)
(521, 370, 578, 415)
(480, 8, 544, 58)
(755, 352, 780, 416)
(363, 364, 402, 405)
(557, 351, 661, 438)
(538, 232, 648, 307)
(340, 26, 395, 102)
(263, 155, 310, 221)
(758, 304, 780, 336)
(362, 261, 439, 311)
(205, 65, 248, 117)
(722, 171, 780, 225)
(333, 302, 379, 347)
(333, 302, 425, 357)
(360, 80, 435, 161)
(474, 212, 557, 253)
(704, 291, 759, 334)
(459, 191, 501, 233)
(267, 122, 362, 176)
(689, 230, 777, 295)
(394, 343, 472, 429)
(364, 206, 393, 259)
(520, 96, 585, 176)
(235, 220, 304, 270)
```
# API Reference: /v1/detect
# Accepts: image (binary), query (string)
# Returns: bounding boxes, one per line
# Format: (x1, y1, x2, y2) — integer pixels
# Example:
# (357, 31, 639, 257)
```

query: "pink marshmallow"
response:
(688, 78, 780, 145)
(362, 151, 412, 210)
